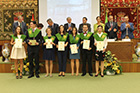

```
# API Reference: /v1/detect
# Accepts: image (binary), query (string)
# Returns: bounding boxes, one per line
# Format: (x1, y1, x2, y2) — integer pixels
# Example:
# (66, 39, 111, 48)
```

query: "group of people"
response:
(10, 15, 134, 79)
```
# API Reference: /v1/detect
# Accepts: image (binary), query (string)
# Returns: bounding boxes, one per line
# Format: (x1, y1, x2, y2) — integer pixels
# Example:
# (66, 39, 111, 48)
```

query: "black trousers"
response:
(82, 49, 93, 74)
(27, 46, 39, 75)
(57, 49, 68, 72)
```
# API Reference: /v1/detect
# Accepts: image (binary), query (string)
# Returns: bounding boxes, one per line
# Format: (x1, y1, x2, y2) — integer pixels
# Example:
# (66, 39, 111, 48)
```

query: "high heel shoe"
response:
(20, 72, 23, 79)
(16, 72, 18, 79)
(101, 74, 104, 77)
(95, 74, 98, 77)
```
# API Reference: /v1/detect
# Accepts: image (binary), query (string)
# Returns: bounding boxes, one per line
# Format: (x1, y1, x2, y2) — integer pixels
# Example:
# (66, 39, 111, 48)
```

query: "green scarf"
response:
(80, 32, 92, 40)
(93, 33, 107, 41)
(69, 34, 80, 44)
(43, 35, 55, 42)
(56, 33, 68, 41)
(11, 34, 26, 41)
(28, 28, 41, 38)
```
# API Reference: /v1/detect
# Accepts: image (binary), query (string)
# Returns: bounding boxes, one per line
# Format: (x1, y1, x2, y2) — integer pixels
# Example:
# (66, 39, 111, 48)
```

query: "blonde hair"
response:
(46, 28, 52, 34)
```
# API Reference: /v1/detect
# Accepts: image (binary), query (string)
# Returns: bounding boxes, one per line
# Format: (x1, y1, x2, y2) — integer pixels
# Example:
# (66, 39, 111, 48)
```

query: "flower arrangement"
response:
(11, 58, 43, 75)
(103, 51, 122, 75)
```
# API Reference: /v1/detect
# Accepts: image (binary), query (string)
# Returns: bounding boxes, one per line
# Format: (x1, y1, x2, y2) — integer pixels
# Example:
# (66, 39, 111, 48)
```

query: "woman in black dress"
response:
(43, 28, 56, 77)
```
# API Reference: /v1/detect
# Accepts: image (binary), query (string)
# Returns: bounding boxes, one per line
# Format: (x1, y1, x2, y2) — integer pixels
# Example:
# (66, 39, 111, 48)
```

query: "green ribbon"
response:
(28, 28, 41, 38)
(69, 34, 80, 44)
(56, 33, 68, 41)
(11, 34, 26, 41)
(93, 33, 107, 41)
(43, 36, 56, 42)
(80, 32, 92, 40)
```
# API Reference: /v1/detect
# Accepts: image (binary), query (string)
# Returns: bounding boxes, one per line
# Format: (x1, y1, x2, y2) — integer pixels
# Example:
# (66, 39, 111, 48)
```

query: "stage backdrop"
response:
(0, 0, 38, 40)
(100, 0, 140, 38)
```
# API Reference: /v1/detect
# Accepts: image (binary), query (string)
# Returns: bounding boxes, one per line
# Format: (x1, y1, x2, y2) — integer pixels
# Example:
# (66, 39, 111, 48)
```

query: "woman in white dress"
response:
(10, 26, 26, 79)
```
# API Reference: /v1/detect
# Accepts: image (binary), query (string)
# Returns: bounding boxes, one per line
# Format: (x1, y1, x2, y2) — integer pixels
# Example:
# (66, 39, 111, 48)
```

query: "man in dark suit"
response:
(64, 17, 76, 34)
(78, 17, 91, 33)
(12, 16, 27, 34)
(80, 24, 94, 77)
(120, 16, 134, 39)
(26, 21, 43, 78)
(47, 18, 59, 35)
(105, 15, 118, 39)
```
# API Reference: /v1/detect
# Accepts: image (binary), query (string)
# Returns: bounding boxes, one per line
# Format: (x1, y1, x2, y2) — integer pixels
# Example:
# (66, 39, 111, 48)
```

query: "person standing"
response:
(64, 17, 76, 34)
(56, 25, 69, 77)
(12, 16, 28, 34)
(47, 18, 59, 35)
(80, 24, 94, 76)
(78, 17, 91, 33)
(10, 26, 26, 79)
(93, 25, 107, 77)
(120, 16, 134, 39)
(69, 27, 80, 76)
(105, 15, 118, 39)
(94, 16, 105, 34)
(26, 21, 42, 78)
(43, 28, 56, 77)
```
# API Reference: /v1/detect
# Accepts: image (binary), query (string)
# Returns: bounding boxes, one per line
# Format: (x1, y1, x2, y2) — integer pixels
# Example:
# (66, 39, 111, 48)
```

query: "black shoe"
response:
(101, 74, 104, 77)
(62, 75, 65, 77)
(81, 73, 86, 76)
(16, 76, 19, 79)
(89, 73, 93, 77)
(28, 75, 34, 78)
(95, 74, 98, 77)
(36, 75, 40, 78)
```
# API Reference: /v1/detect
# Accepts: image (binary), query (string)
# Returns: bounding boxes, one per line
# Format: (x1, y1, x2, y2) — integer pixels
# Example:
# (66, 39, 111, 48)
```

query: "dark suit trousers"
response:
(57, 49, 68, 72)
(27, 46, 40, 75)
(82, 49, 93, 74)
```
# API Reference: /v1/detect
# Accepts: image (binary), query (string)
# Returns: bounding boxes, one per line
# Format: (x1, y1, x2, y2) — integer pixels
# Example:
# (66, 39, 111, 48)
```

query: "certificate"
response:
(58, 41, 65, 51)
(15, 39, 22, 48)
(70, 44, 78, 54)
(97, 41, 104, 51)
(45, 39, 53, 49)
(29, 40, 36, 46)
(83, 40, 90, 49)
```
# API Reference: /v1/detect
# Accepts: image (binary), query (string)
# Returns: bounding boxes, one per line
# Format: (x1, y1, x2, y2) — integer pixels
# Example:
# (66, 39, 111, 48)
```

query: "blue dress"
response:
(43, 37, 55, 61)
(69, 36, 80, 59)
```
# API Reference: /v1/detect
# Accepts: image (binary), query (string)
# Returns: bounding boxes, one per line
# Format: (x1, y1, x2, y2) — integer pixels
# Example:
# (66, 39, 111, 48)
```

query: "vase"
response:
(106, 70, 115, 75)
(2, 43, 10, 62)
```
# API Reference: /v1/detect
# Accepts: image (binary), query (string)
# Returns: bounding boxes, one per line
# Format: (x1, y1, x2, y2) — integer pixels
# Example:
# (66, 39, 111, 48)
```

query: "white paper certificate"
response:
(70, 44, 78, 54)
(58, 41, 65, 51)
(97, 41, 104, 51)
(15, 39, 22, 48)
(29, 40, 36, 46)
(83, 40, 90, 49)
(45, 39, 53, 49)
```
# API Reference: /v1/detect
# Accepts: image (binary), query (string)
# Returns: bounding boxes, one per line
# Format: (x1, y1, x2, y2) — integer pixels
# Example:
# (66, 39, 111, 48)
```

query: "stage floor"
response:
(0, 73, 140, 93)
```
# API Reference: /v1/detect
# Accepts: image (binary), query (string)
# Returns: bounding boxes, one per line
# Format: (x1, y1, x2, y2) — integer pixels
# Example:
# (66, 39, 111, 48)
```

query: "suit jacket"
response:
(64, 23, 76, 34)
(48, 23, 59, 36)
(78, 23, 91, 33)
(25, 28, 43, 47)
(12, 22, 27, 34)
(120, 22, 134, 39)
(105, 22, 118, 39)
(81, 32, 94, 52)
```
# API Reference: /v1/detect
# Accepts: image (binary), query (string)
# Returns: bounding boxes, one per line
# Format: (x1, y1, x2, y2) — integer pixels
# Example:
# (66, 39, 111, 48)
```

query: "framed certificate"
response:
(29, 40, 36, 46)
(15, 39, 22, 48)
(83, 40, 90, 49)
(97, 41, 104, 51)
(45, 39, 53, 49)
(70, 44, 78, 54)
(58, 41, 65, 51)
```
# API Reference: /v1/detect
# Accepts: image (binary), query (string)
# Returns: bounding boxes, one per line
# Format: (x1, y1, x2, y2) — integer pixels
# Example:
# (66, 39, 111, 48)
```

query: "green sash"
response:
(69, 34, 80, 44)
(11, 34, 26, 41)
(43, 35, 55, 42)
(28, 28, 41, 38)
(80, 32, 92, 40)
(93, 33, 107, 41)
(56, 33, 68, 41)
